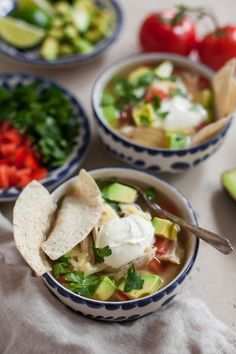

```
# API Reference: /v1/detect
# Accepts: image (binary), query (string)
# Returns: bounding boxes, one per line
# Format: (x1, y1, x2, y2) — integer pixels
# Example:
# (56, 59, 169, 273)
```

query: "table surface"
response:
(1, 0, 236, 330)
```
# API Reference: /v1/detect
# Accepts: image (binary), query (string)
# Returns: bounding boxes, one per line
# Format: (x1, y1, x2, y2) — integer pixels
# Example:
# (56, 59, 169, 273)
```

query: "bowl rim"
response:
(0, 72, 91, 201)
(92, 52, 232, 154)
(0, 0, 124, 67)
(43, 166, 199, 306)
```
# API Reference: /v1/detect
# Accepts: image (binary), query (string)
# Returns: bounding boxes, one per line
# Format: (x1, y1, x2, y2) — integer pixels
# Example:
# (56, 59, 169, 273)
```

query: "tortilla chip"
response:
(41, 169, 103, 260)
(120, 126, 167, 148)
(191, 116, 230, 146)
(13, 181, 55, 276)
(213, 59, 236, 119)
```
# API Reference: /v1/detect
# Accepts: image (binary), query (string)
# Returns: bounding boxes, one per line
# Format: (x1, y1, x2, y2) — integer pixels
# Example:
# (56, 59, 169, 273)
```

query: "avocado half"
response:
(221, 169, 236, 201)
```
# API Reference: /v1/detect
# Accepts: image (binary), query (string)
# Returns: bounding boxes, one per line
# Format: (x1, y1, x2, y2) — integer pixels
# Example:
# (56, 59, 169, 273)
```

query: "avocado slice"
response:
(222, 169, 236, 201)
(201, 89, 214, 124)
(167, 133, 188, 149)
(118, 274, 163, 299)
(40, 37, 59, 60)
(133, 103, 156, 127)
(93, 276, 116, 301)
(128, 67, 151, 86)
(102, 182, 138, 204)
(102, 105, 119, 128)
(152, 217, 180, 240)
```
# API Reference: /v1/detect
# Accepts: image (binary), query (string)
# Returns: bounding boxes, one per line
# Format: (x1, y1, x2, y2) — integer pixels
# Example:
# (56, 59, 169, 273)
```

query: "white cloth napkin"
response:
(0, 212, 236, 354)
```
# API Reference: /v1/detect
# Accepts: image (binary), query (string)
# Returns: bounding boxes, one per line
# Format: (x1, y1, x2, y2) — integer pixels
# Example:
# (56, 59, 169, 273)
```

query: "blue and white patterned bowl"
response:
(43, 167, 199, 322)
(0, 73, 90, 202)
(0, 0, 123, 68)
(92, 53, 232, 173)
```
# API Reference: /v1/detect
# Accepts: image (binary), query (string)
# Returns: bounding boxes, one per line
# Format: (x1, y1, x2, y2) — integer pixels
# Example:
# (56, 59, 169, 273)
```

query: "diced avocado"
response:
(84, 29, 102, 43)
(128, 67, 151, 86)
(201, 89, 214, 124)
(51, 16, 64, 28)
(155, 61, 173, 79)
(102, 182, 138, 204)
(48, 27, 64, 40)
(59, 43, 74, 56)
(72, 7, 91, 32)
(64, 25, 78, 39)
(167, 133, 188, 149)
(54, 2, 71, 14)
(133, 103, 156, 127)
(74, 37, 93, 53)
(118, 274, 163, 299)
(40, 37, 59, 60)
(152, 217, 180, 240)
(101, 91, 115, 106)
(92, 10, 113, 36)
(201, 89, 213, 108)
(102, 105, 119, 128)
(221, 169, 236, 201)
(93, 276, 116, 301)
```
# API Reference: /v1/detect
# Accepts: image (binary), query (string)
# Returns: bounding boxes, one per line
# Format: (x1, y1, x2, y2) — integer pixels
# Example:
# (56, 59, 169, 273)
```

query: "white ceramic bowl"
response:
(43, 167, 199, 322)
(92, 53, 232, 173)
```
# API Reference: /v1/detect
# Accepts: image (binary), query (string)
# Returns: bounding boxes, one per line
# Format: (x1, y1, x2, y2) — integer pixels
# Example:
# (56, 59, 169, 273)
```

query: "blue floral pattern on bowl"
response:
(0, 73, 90, 202)
(92, 53, 233, 173)
(0, 0, 123, 68)
(43, 167, 199, 322)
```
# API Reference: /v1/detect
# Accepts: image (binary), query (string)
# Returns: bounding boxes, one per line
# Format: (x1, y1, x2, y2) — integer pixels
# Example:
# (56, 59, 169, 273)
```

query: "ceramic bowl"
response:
(0, 0, 123, 68)
(43, 167, 199, 322)
(92, 53, 232, 173)
(0, 73, 90, 202)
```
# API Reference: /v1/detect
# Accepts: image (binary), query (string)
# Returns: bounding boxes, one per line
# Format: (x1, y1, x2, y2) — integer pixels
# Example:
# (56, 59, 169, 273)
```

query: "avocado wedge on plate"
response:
(221, 169, 236, 201)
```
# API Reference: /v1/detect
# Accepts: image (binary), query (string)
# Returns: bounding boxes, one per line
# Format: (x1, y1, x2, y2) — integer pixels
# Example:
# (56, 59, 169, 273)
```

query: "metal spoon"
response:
(104, 180, 233, 255)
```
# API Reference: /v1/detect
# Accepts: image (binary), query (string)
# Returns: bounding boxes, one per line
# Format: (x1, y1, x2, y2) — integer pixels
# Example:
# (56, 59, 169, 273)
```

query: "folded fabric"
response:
(0, 212, 236, 354)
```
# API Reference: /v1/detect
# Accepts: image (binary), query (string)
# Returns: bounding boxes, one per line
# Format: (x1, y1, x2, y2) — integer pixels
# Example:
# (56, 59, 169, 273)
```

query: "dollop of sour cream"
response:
(95, 215, 155, 269)
(160, 96, 207, 132)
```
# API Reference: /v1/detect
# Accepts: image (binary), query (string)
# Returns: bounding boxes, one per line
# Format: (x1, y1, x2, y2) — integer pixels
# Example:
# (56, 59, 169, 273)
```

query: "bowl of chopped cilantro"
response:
(0, 73, 90, 201)
(0, 0, 123, 67)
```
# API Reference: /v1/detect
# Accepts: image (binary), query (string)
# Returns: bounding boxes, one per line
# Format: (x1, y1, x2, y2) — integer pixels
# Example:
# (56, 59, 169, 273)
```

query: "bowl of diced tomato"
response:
(0, 73, 90, 202)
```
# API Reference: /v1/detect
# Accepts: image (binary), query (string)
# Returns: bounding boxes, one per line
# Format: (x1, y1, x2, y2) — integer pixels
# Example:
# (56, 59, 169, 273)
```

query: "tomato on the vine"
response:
(139, 9, 197, 55)
(197, 26, 236, 71)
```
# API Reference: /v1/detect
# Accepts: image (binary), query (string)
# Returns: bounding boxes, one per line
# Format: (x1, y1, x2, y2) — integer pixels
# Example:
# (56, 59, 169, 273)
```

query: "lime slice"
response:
(0, 17, 45, 48)
(19, 0, 55, 16)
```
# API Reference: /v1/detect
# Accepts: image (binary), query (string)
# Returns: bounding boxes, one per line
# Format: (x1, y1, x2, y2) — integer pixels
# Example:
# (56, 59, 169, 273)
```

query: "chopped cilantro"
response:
(124, 265, 144, 292)
(172, 88, 186, 97)
(152, 95, 161, 110)
(52, 256, 69, 277)
(137, 71, 156, 87)
(93, 245, 112, 263)
(140, 115, 150, 126)
(106, 200, 121, 212)
(65, 272, 100, 297)
(158, 111, 169, 119)
(144, 186, 157, 202)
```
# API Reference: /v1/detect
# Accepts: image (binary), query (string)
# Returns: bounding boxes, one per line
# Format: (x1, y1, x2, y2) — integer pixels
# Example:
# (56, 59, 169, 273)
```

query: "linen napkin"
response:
(0, 212, 236, 354)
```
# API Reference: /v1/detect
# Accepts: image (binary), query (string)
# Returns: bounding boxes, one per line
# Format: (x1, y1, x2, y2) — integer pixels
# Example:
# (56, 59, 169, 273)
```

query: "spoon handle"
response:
(150, 203, 233, 255)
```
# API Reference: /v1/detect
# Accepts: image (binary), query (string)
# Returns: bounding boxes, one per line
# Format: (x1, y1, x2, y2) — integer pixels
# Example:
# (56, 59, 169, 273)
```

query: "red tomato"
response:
(149, 257, 163, 274)
(115, 290, 130, 301)
(24, 152, 39, 170)
(139, 10, 197, 55)
(31, 167, 47, 181)
(155, 237, 172, 255)
(145, 87, 166, 103)
(198, 26, 236, 71)
(0, 165, 9, 189)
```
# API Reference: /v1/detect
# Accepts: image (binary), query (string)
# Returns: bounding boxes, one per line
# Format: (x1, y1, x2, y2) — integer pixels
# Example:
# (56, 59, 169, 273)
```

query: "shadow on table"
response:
(211, 189, 236, 248)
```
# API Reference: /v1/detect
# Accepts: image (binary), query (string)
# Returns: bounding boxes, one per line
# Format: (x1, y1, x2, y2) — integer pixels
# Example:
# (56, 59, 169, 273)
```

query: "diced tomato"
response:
(0, 120, 48, 189)
(0, 165, 9, 189)
(115, 290, 130, 301)
(31, 167, 47, 181)
(0, 143, 16, 157)
(162, 203, 176, 215)
(155, 237, 172, 255)
(16, 169, 32, 188)
(149, 257, 163, 275)
(24, 152, 39, 170)
(145, 87, 166, 103)
(12, 147, 29, 168)
(1, 129, 22, 145)
(56, 276, 68, 286)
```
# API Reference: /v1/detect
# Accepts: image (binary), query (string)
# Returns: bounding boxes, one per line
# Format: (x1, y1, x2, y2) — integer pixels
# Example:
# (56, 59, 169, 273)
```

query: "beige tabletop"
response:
(1, 0, 236, 330)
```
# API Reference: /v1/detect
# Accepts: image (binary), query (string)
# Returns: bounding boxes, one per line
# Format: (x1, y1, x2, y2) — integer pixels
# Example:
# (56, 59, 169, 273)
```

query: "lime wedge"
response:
(0, 17, 45, 48)
(19, 0, 55, 16)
